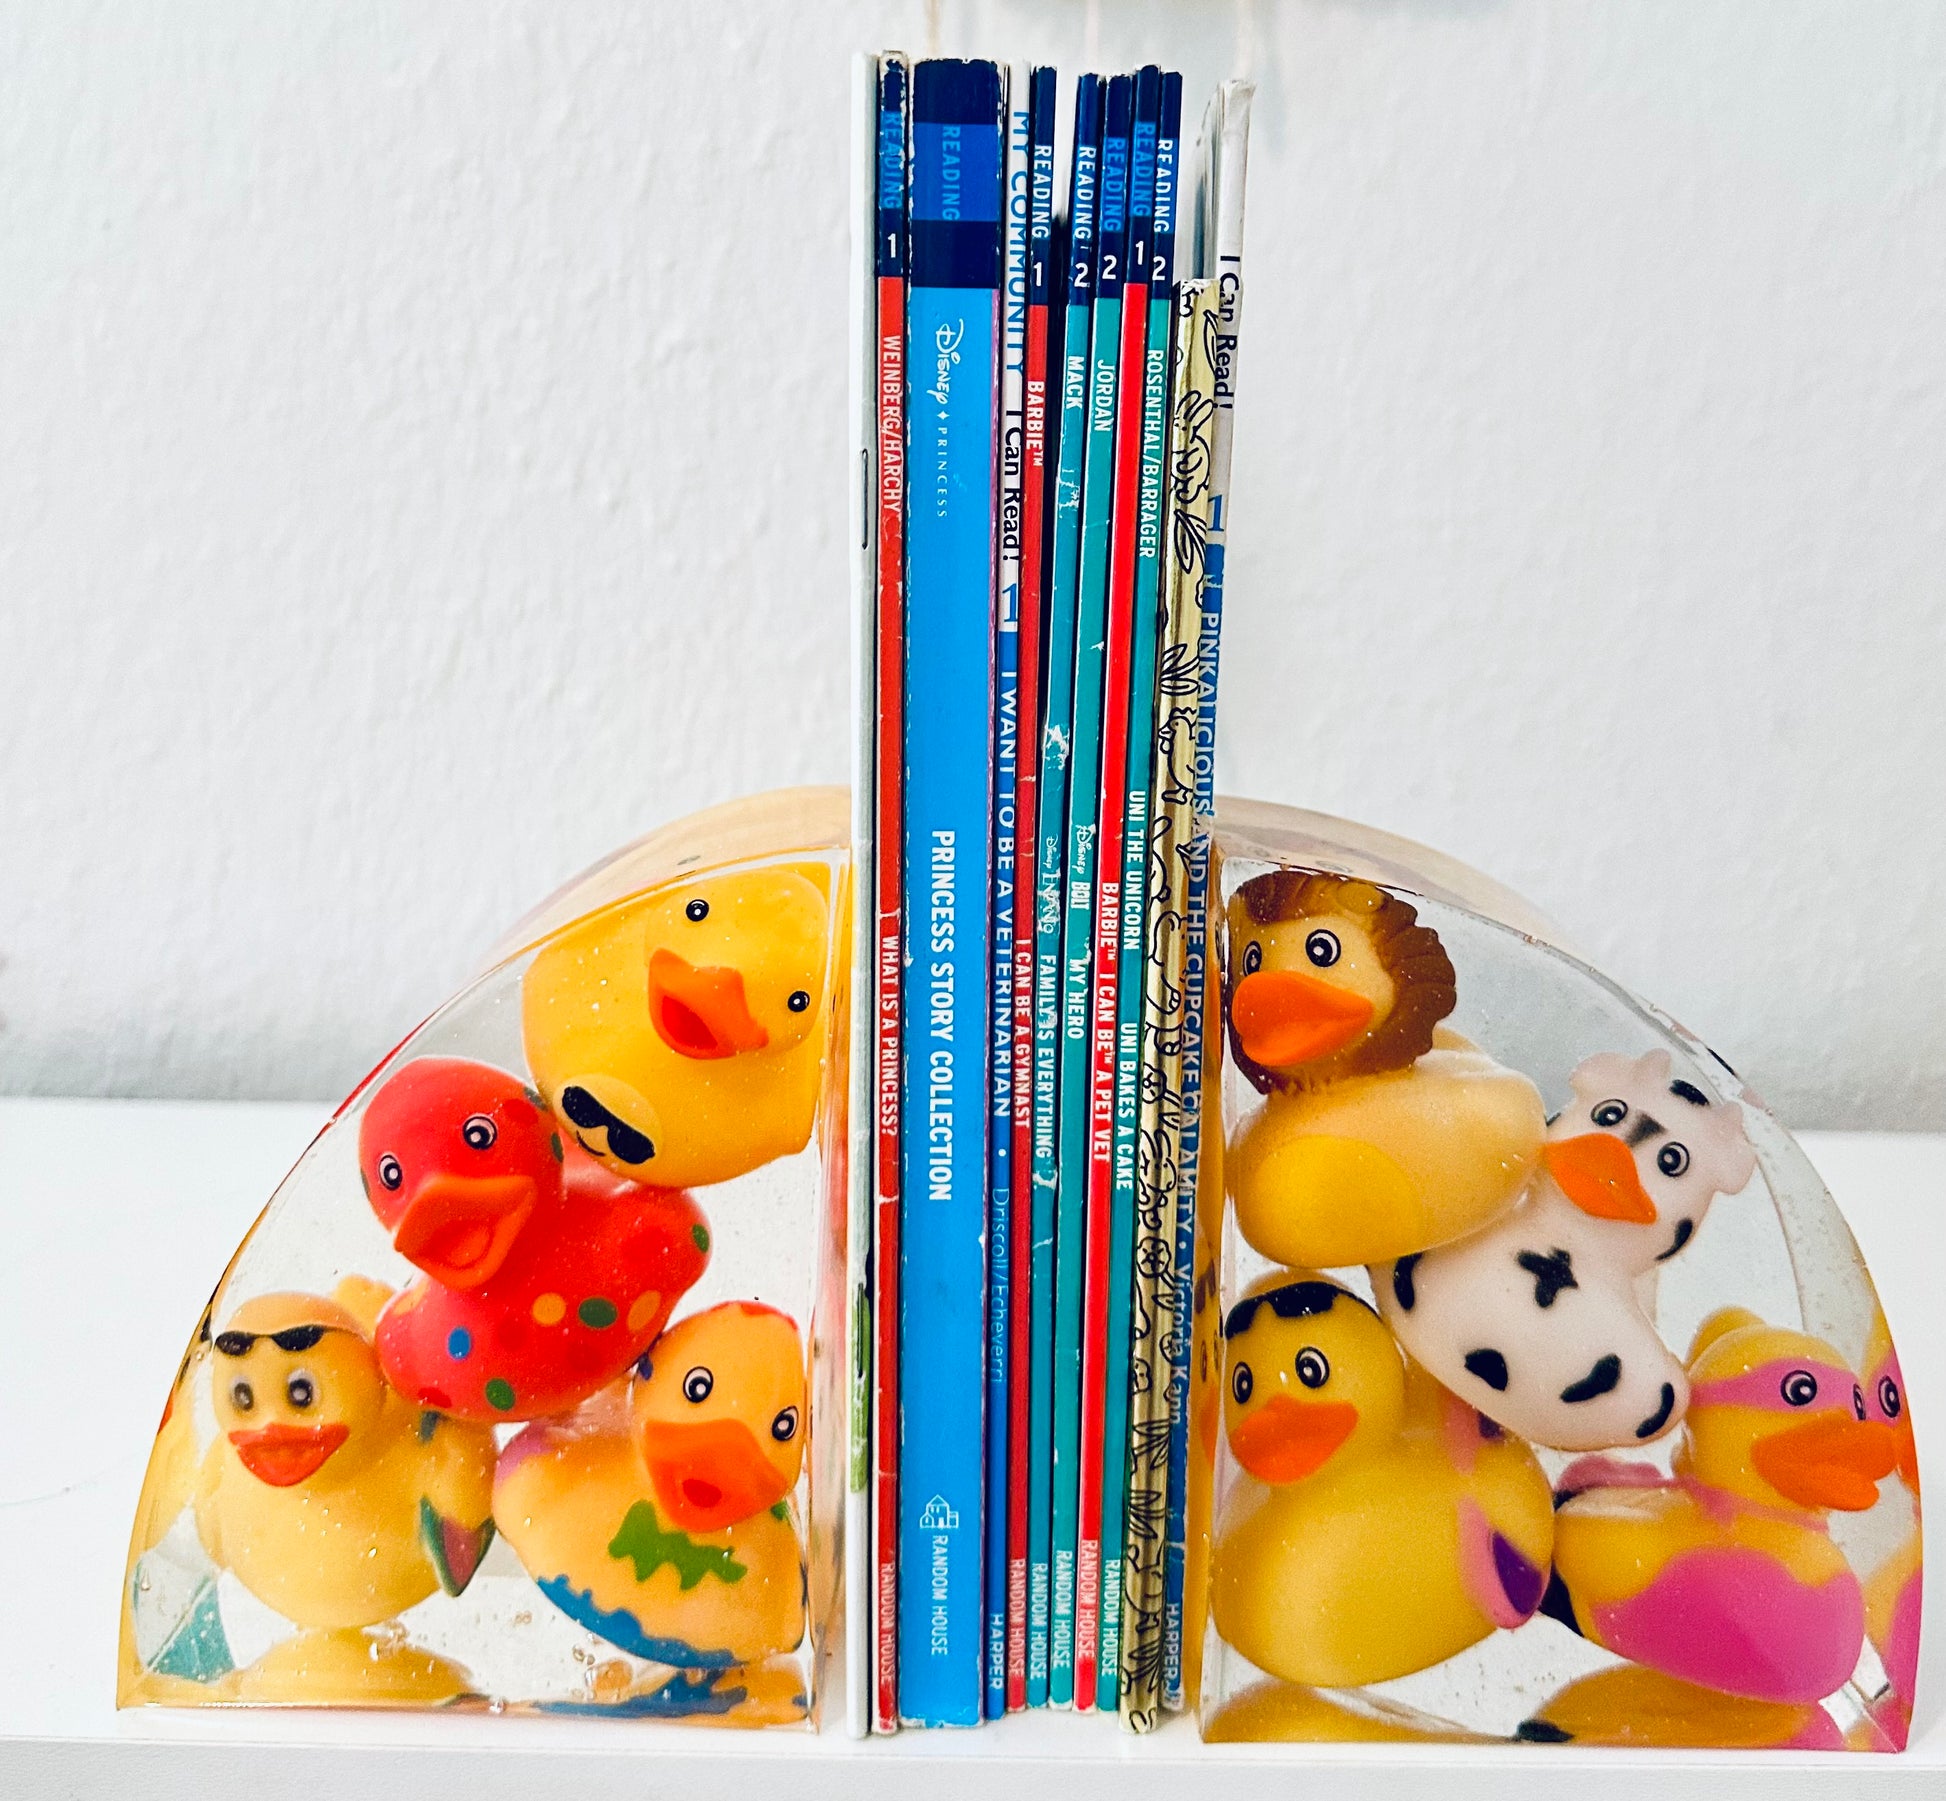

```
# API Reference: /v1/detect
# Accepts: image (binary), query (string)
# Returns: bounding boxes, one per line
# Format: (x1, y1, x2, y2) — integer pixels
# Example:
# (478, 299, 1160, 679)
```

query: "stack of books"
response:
(846, 53, 1252, 1734)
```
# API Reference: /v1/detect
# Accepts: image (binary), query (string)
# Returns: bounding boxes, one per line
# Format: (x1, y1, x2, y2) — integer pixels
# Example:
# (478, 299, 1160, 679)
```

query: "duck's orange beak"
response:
(1230, 970, 1373, 1069)
(391, 1173, 537, 1288)
(1752, 1414, 1898, 1512)
(229, 1421, 350, 1488)
(648, 949, 771, 1061)
(1228, 1396, 1359, 1483)
(643, 1416, 791, 1531)
(1545, 1133, 1657, 1224)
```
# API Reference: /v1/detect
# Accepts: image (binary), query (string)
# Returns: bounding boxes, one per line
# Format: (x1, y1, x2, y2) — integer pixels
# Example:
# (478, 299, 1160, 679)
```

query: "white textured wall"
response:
(3, 2, 1943, 1126)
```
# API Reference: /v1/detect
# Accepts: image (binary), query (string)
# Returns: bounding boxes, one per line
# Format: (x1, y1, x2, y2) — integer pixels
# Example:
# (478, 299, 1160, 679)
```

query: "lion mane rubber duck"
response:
(1209, 1274, 1554, 1687)
(360, 1057, 709, 1420)
(495, 1301, 807, 1710)
(1548, 1305, 1899, 1704)
(522, 864, 836, 1192)
(1380, 1048, 1756, 1450)
(1223, 873, 1545, 1268)
(193, 1291, 496, 1702)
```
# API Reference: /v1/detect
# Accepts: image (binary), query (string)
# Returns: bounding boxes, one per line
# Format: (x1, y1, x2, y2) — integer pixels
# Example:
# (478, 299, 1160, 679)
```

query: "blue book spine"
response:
(1051, 68, 1130, 1707)
(900, 56, 1003, 1729)
(1094, 62, 1160, 1709)
(984, 65, 1031, 1721)
(1028, 71, 1098, 1712)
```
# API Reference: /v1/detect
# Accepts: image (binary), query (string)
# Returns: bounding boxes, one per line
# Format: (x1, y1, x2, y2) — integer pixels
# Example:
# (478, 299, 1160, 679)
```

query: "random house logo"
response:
(920, 1494, 959, 1532)
(923, 1494, 959, 1658)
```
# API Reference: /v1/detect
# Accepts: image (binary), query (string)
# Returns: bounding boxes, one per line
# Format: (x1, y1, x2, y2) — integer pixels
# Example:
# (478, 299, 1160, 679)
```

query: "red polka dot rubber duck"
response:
(360, 1057, 710, 1421)
(1549, 1306, 1900, 1704)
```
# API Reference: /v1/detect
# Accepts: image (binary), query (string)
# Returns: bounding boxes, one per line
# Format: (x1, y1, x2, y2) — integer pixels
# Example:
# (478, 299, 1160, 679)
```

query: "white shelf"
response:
(0, 1098, 1940, 1796)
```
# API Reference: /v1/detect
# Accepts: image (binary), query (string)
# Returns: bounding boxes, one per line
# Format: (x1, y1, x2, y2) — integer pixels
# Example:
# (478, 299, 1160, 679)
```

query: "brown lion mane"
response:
(1228, 871, 1458, 1095)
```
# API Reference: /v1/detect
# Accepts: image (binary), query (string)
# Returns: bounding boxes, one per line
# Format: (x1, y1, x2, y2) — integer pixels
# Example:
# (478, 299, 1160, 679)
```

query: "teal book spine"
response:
(1050, 68, 1130, 1707)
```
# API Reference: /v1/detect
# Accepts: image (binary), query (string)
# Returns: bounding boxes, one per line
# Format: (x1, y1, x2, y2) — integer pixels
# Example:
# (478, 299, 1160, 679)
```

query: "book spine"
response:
(1165, 81, 1250, 1712)
(1050, 66, 1128, 1697)
(982, 62, 1029, 1723)
(1155, 292, 1217, 1715)
(1029, 70, 1099, 1711)
(846, 49, 881, 1744)
(899, 56, 1002, 1729)
(1059, 68, 1131, 1713)
(1111, 68, 1181, 1729)
(1083, 62, 1160, 1714)
(870, 50, 910, 1738)
(1006, 61, 1057, 1717)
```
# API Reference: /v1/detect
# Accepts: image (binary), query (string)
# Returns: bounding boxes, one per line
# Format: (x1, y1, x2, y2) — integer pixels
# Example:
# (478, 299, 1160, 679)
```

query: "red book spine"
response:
(1071, 271, 1150, 1710)
(1005, 292, 1050, 1713)
(871, 267, 906, 1736)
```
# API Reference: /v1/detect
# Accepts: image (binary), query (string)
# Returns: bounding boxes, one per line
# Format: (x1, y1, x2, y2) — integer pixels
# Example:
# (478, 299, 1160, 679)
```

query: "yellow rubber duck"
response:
(1515, 1665, 1844, 1749)
(1223, 873, 1544, 1268)
(1549, 1306, 1898, 1704)
(495, 1301, 808, 1718)
(1209, 1274, 1554, 1687)
(523, 863, 836, 1191)
(193, 1291, 497, 1703)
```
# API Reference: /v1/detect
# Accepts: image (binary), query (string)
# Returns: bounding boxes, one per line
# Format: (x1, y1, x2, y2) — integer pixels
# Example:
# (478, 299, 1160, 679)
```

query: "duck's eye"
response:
(1879, 1376, 1902, 1420)
(682, 1366, 714, 1404)
(462, 1114, 496, 1151)
(286, 1372, 316, 1410)
(1592, 1099, 1627, 1129)
(1781, 1369, 1819, 1407)
(1242, 941, 1262, 977)
(230, 1380, 255, 1413)
(1304, 929, 1341, 969)
(1657, 1142, 1690, 1178)
(1295, 1347, 1330, 1389)
(1854, 1385, 1868, 1422)
(1231, 1361, 1254, 1405)
(685, 898, 709, 922)
(770, 1406, 799, 1442)
(377, 1154, 403, 1191)
(787, 990, 811, 1012)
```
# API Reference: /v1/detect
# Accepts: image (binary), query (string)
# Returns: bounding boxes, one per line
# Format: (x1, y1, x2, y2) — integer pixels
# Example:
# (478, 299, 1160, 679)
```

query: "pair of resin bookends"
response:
(120, 788, 1920, 1748)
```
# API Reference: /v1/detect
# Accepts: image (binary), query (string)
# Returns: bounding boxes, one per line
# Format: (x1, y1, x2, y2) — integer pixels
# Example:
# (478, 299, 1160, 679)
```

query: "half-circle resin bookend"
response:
(120, 790, 1919, 1746)
(1193, 801, 1921, 1750)
(120, 788, 851, 1724)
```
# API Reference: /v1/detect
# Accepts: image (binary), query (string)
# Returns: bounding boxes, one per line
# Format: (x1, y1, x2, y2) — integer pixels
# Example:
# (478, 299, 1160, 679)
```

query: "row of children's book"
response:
(845, 52, 1252, 1734)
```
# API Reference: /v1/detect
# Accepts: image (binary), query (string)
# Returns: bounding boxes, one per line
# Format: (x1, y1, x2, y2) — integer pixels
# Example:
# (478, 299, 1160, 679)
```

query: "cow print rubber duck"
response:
(1378, 1049, 1756, 1451)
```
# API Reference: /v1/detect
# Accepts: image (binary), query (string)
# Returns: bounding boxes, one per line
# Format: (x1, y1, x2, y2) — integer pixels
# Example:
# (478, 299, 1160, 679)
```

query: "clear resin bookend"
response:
(1193, 801, 1920, 1751)
(120, 788, 852, 1725)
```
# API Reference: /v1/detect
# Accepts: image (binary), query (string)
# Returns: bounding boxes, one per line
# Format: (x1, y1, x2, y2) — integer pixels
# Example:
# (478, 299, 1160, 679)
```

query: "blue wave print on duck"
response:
(542, 1665, 751, 1719)
(536, 1572, 738, 1668)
